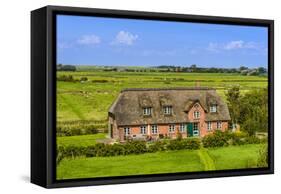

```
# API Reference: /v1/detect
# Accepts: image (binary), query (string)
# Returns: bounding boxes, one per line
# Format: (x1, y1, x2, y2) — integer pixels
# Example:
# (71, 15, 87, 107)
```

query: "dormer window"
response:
(163, 106, 172, 115)
(210, 104, 217, 113)
(193, 111, 200, 119)
(143, 107, 152, 116)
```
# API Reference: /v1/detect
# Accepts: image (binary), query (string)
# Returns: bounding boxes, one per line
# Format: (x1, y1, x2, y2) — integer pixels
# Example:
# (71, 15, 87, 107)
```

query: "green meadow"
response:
(57, 70, 267, 124)
(57, 144, 263, 179)
(57, 133, 107, 147)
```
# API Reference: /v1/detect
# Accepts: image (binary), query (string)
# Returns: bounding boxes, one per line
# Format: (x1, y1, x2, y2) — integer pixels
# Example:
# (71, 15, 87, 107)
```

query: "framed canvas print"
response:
(31, 5, 274, 188)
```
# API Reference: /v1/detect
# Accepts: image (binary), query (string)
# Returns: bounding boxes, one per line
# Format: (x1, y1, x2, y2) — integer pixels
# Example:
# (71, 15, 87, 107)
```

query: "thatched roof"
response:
(109, 87, 231, 126)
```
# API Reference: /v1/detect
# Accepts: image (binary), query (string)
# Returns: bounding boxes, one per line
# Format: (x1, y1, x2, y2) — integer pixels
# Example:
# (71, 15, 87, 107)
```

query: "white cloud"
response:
(224, 40, 244, 50)
(207, 42, 220, 52)
(112, 31, 138, 45)
(207, 40, 262, 52)
(77, 34, 101, 45)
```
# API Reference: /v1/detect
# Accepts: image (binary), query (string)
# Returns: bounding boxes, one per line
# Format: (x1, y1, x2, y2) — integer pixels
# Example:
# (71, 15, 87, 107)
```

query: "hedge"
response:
(56, 125, 101, 136)
(56, 139, 201, 164)
(202, 130, 267, 148)
(57, 132, 267, 164)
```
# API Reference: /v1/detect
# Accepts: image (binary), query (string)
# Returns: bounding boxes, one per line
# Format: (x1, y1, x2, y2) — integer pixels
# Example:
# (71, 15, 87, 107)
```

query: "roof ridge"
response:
(121, 87, 215, 92)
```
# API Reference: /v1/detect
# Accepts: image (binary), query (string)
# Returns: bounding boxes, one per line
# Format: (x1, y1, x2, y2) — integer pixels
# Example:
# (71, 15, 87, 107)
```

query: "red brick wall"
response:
(200, 121, 228, 137)
(187, 102, 206, 136)
(186, 103, 229, 137)
(117, 124, 188, 141)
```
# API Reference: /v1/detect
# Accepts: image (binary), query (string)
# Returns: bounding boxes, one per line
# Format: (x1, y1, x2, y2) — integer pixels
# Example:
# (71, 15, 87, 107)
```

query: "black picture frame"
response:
(31, 5, 274, 188)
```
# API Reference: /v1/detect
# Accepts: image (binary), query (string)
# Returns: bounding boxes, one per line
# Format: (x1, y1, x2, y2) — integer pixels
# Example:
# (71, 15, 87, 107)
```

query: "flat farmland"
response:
(57, 70, 267, 125)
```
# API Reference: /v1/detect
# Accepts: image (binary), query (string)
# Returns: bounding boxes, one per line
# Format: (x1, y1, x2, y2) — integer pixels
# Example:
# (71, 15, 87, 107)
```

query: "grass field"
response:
(57, 133, 107, 147)
(57, 70, 267, 126)
(57, 144, 264, 179)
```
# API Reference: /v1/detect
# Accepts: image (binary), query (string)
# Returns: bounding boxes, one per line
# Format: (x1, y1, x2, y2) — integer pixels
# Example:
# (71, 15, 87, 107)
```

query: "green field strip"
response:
(198, 148, 216, 171)
(59, 95, 85, 120)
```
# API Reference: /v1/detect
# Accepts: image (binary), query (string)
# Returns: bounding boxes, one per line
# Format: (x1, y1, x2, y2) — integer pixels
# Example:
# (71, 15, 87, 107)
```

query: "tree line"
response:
(57, 64, 267, 76)
(156, 64, 267, 76)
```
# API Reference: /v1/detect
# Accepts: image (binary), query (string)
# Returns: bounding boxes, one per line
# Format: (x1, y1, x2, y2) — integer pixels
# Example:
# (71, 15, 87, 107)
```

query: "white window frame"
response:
(193, 123, 199, 131)
(143, 107, 152, 116)
(124, 127, 131, 135)
(193, 111, 200, 119)
(163, 106, 172, 115)
(140, 126, 147, 134)
(151, 125, 158, 134)
(179, 124, 185, 132)
(210, 105, 217, 113)
(193, 123, 199, 136)
(169, 124, 175, 133)
(217, 121, 222, 129)
(207, 122, 212, 131)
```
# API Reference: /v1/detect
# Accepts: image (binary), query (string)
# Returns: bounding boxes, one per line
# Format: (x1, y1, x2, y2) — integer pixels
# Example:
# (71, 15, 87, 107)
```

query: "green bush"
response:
(202, 131, 267, 148)
(182, 138, 201, 149)
(123, 141, 147, 155)
(166, 139, 184, 150)
(231, 134, 246, 146)
(57, 75, 76, 82)
(202, 131, 230, 148)
(147, 141, 166, 152)
(80, 77, 88, 82)
(166, 138, 200, 150)
(244, 136, 263, 144)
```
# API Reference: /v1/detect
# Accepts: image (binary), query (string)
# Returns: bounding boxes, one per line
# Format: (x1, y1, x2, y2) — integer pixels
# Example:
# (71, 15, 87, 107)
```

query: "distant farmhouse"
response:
(108, 87, 231, 141)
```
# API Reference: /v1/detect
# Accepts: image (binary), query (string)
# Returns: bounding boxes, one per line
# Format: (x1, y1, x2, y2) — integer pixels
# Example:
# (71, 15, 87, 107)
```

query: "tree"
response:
(57, 64, 63, 70)
(226, 86, 241, 130)
(257, 67, 267, 74)
(61, 65, 76, 71)
(238, 89, 268, 135)
(190, 64, 197, 72)
(239, 66, 248, 72)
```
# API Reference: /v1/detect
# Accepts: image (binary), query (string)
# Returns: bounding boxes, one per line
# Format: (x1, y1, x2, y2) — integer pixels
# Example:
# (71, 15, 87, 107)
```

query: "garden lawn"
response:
(207, 144, 264, 170)
(57, 149, 203, 179)
(57, 133, 107, 147)
(57, 144, 265, 180)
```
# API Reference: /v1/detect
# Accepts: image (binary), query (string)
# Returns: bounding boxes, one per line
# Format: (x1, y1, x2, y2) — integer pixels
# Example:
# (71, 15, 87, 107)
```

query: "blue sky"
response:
(57, 15, 268, 68)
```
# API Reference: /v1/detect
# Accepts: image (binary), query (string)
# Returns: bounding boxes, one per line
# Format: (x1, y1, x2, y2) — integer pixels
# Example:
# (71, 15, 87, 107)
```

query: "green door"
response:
(187, 123, 193, 137)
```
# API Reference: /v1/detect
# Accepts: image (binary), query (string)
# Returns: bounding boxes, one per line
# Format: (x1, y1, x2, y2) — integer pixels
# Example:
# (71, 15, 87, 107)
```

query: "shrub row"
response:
(56, 138, 201, 164)
(202, 131, 267, 148)
(57, 126, 99, 136)
(56, 132, 267, 164)
(56, 123, 108, 136)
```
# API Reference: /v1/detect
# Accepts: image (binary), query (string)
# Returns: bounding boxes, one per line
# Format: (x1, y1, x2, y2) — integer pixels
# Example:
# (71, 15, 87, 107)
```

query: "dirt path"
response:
(198, 148, 216, 171)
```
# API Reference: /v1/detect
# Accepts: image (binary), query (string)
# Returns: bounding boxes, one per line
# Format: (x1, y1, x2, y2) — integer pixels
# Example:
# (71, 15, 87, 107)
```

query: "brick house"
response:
(108, 87, 231, 141)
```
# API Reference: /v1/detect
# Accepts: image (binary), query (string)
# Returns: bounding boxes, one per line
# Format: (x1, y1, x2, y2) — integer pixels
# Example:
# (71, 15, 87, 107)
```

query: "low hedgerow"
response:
(182, 138, 201, 149)
(202, 130, 267, 148)
(202, 131, 230, 148)
(56, 145, 87, 165)
(56, 125, 101, 136)
(147, 141, 167, 152)
(57, 138, 201, 161)
(57, 132, 266, 162)
(166, 138, 200, 150)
